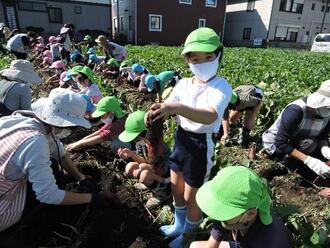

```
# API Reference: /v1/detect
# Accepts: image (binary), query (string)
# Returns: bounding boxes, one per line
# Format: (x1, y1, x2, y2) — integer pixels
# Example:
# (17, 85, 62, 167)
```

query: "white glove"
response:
(321, 146, 330, 160)
(303, 156, 330, 177)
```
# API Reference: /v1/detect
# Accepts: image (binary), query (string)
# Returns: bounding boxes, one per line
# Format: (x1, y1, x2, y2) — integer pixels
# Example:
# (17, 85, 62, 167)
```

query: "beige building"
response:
(224, 0, 330, 48)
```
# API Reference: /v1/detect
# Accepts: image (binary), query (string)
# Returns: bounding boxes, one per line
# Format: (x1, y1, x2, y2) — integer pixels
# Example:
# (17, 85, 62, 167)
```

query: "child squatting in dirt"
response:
(117, 110, 171, 209)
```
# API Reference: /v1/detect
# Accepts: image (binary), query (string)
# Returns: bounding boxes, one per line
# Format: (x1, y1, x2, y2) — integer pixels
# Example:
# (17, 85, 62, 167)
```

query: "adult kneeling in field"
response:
(0, 60, 42, 117)
(95, 35, 128, 62)
(191, 166, 293, 248)
(0, 89, 120, 246)
(66, 96, 130, 153)
(263, 80, 330, 198)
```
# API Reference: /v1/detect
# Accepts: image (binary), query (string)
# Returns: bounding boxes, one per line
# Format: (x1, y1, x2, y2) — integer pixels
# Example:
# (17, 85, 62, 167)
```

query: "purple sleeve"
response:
(274, 104, 303, 155)
(211, 221, 225, 242)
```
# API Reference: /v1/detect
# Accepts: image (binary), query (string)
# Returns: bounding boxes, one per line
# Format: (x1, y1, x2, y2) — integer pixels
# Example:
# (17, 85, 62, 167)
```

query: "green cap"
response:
(71, 66, 95, 82)
(107, 58, 119, 67)
(181, 27, 221, 55)
(231, 92, 238, 104)
(119, 111, 147, 143)
(91, 96, 125, 119)
(196, 166, 272, 225)
(84, 35, 92, 41)
(120, 60, 132, 68)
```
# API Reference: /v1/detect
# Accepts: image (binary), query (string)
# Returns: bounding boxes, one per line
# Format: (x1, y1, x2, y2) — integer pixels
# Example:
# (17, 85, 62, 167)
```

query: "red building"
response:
(111, 0, 226, 45)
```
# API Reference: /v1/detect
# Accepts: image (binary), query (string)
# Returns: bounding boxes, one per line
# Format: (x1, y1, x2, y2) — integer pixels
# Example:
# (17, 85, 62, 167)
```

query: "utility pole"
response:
(320, 0, 330, 33)
(116, 0, 120, 35)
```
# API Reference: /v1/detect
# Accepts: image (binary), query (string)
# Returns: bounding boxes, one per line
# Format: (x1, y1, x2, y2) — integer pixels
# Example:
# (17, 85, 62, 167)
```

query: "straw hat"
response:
(95, 35, 108, 45)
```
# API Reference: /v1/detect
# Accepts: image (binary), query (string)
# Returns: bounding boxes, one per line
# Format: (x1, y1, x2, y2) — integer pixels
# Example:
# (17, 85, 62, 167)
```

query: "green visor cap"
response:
(107, 58, 119, 67)
(71, 66, 95, 82)
(91, 96, 125, 119)
(119, 111, 147, 143)
(84, 35, 92, 41)
(231, 92, 238, 104)
(181, 27, 221, 55)
(196, 166, 272, 225)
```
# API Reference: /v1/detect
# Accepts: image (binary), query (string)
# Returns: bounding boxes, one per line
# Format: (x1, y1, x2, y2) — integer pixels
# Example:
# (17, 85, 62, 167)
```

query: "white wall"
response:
(224, 0, 274, 43)
(269, 0, 330, 44)
(111, 0, 135, 41)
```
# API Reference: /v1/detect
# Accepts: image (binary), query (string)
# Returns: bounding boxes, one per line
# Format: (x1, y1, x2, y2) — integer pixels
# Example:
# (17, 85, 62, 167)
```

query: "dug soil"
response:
(33, 70, 329, 247)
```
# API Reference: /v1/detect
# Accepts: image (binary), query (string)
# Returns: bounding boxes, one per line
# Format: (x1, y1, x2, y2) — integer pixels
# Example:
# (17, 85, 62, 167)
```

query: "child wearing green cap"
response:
(71, 65, 103, 104)
(191, 166, 292, 248)
(104, 58, 119, 79)
(220, 85, 263, 147)
(117, 111, 171, 209)
(118, 60, 134, 84)
(147, 28, 232, 247)
(66, 96, 128, 152)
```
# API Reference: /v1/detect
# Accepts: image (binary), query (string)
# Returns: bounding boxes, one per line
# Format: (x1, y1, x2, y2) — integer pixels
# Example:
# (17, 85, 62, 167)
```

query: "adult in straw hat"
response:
(0, 88, 121, 247)
(263, 80, 330, 197)
(0, 60, 42, 117)
(95, 35, 128, 62)
(191, 166, 293, 248)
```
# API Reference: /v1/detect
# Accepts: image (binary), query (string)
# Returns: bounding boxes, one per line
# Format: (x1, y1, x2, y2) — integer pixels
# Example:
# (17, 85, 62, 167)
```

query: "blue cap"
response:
(70, 50, 80, 62)
(87, 47, 96, 54)
(88, 54, 98, 63)
(145, 74, 157, 92)
(132, 63, 145, 73)
(82, 94, 95, 113)
(63, 70, 72, 82)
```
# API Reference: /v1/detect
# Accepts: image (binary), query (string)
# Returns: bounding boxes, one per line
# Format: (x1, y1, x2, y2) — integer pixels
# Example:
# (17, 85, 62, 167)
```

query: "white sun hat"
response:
(32, 88, 91, 128)
(0, 60, 43, 85)
(306, 80, 330, 109)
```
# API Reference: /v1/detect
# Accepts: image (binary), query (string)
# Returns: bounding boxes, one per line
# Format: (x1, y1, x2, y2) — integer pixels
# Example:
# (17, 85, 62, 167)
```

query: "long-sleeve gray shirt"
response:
(4, 82, 32, 111)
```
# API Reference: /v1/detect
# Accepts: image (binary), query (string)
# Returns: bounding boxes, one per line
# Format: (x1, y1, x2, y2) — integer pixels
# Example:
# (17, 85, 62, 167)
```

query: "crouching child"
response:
(118, 111, 171, 209)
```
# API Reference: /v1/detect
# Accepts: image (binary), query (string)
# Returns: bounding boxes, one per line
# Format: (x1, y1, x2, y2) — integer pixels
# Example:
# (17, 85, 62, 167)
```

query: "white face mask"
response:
(317, 107, 330, 118)
(188, 54, 220, 82)
(101, 116, 113, 125)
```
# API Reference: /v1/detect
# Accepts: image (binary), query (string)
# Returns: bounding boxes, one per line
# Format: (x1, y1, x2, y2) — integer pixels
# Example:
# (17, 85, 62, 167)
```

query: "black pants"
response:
(10, 50, 27, 59)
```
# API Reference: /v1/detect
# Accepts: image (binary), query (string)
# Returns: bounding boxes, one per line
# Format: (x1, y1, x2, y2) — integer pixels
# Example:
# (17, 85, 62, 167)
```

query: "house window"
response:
(242, 28, 251, 40)
(206, 0, 217, 7)
(275, 26, 299, 41)
(18, 1, 47, 12)
(113, 18, 118, 33)
(199, 18, 206, 28)
(74, 6, 82, 14)
(48, 7, 62, 23)
(279, 0, 304, 14)
(149, 14, 162, 32)
(179, 0, 192, 5)
(247, 0, 255, 11)
(287, 28, 298, 41)
(120, 16, 124, 31)
(311, 3, 315, 10)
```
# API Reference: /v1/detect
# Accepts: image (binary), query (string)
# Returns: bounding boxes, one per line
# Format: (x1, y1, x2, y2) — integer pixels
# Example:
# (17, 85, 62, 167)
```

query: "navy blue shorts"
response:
(229, 241, 240, 248)
(168, 126, 208, 188)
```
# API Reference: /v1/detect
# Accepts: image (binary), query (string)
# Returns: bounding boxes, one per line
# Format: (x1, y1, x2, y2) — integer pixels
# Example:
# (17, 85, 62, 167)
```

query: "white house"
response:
(224, 0, 330, 48)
